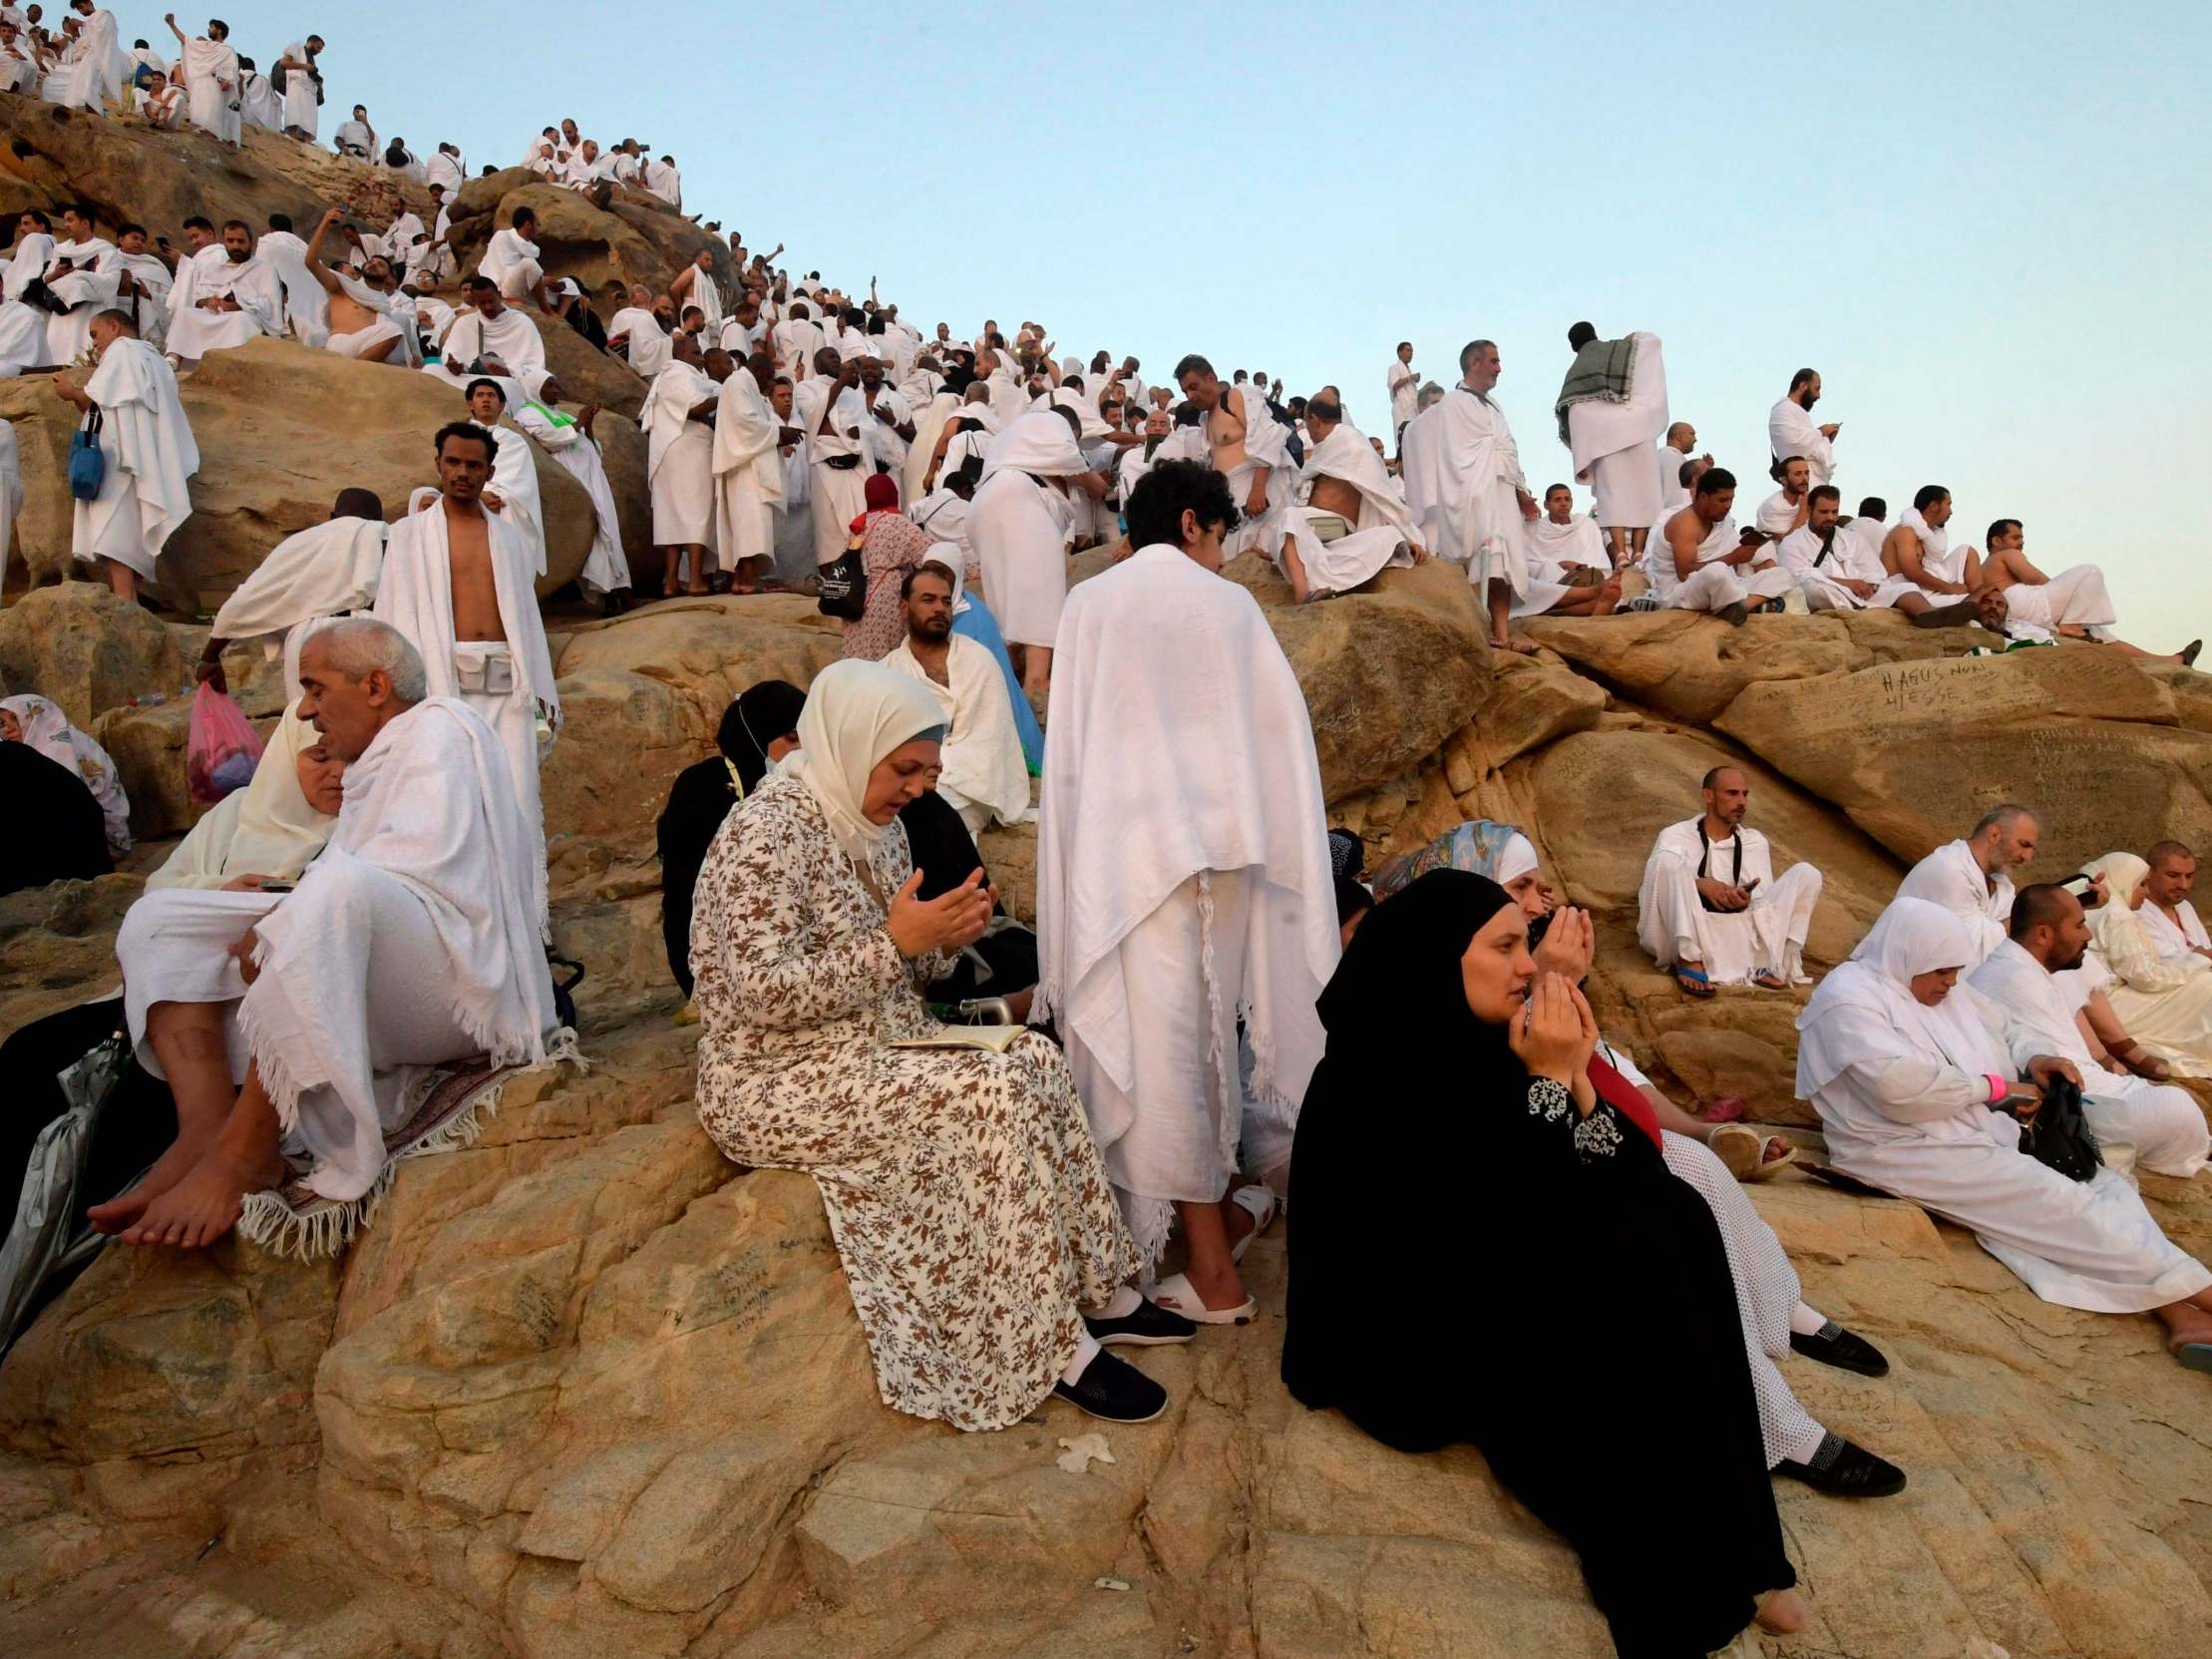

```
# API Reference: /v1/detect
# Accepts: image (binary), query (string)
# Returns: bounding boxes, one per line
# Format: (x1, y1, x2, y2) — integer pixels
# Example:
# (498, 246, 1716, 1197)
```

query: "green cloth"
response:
(525, 401, 574, 428)
(1553, 337, 1638, 444)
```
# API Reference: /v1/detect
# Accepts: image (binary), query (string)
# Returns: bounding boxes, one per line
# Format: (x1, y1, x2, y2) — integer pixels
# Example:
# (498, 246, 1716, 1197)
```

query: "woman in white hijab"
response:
(1, 693, 132, 857)
(146, 709, 345, 891)
(1799, 899, 2212, 1366)
(687, 660, 1174, 1430)
(2078, 851, 2212, 1078)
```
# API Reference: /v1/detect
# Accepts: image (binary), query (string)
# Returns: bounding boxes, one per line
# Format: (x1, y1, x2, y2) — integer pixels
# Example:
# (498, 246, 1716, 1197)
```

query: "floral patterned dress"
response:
(690, 773, 1139, 1430)
(840, 509, 931, 662)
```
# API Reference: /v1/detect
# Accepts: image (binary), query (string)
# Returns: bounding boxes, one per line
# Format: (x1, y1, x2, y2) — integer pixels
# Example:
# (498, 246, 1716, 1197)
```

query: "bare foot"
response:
(87, 1123, 222, 1234)
(120, 1142, 285, 1250)
(1755, 1587, 1808, 1634)
(1491, 634, 1537, 655)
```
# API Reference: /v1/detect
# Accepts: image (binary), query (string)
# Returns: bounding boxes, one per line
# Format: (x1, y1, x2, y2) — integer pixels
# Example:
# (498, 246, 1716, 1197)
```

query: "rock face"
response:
(446, 175, 735, 316)
(0, 583, 184, 725)
(4, 97, 2211, 1659)
(3, 339, 601, 609)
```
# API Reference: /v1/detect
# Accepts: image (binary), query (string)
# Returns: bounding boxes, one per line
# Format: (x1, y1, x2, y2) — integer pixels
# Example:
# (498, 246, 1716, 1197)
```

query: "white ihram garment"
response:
(1799, 902, 2209, 1314)
(164, 251, 282, 361)
(210, 515, 388, 699)
(608, 305, 671, 378)
(2141, 899, 2211, 962)
(1767, 395, 1834, 484)
(1647, 511, 1793, 613)
(712, 364, 785, 573)
(1564, 331, 1666, 529)
(1888, 839, 2013, 971)
(1870, 508, 1967, 609)
(1968, 939, 2209, 1178)
(1400, 385, 1532, 605)
(638, 360, 718, 549)
(514, 378, 629, 597)
(883, 633, 1029, 836)
(1036, 543, 1337, 1265)
(1638, 818, 1822, 985)
(69, 337, 198, 583)
(968, 409, 1085, 647)
(1294, 419, 1421, 595)
(1995, 565, 2116, 641)
(1775, 522, 1884, 611)
(481, 227, 544, 305)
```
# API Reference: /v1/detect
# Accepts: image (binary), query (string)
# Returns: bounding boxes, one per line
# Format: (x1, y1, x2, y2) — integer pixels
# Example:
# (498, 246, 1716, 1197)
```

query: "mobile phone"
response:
(259, 881, 295, 894)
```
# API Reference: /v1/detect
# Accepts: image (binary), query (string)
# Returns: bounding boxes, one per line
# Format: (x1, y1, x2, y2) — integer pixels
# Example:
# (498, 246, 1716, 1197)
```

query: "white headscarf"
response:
(1495, 833, 1539, 886)
(2079, 851, 2152, 964)
(979, 407, 1088, 483)
(2, 692, 130, 855)
(147, 708, 339, 891)
(1796, 897, 2002, 1095)
(784, 660, 946, 865)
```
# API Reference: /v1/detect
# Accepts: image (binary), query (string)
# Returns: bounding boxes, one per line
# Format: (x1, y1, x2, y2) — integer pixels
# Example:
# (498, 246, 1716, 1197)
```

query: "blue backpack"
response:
(68, 410, 103, 502)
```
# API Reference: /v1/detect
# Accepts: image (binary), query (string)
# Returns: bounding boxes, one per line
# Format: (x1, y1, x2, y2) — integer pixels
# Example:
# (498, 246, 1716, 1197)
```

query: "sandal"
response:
(1150, 1271, 1256, 1326)
(1674, 965, 1715, 999)
(1741, 1135, 1798, 1182)
(2175, 1341, 2212, 1375)
(1228, 1185, 1278, 1264)
(1707, 1124, 1765, 1180)
(1750, 970, 1789, 991)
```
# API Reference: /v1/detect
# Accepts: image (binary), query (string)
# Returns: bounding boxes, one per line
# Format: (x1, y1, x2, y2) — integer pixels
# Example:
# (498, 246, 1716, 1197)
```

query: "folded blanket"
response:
(1554, 336, 1638, 444)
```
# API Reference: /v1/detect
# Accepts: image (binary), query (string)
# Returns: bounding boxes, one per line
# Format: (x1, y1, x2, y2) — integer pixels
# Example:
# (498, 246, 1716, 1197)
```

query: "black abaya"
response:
(1283, 871, 1794, 1659)
(1, 741, 112, 894)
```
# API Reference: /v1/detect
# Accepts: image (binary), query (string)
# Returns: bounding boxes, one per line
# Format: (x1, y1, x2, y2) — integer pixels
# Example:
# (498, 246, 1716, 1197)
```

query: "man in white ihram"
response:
(164, 217, 281, 366)
(54, 307, 197, 604)
(1892, 805, 2044, 970)
(1555, 321, 1667, 571)
(1399, 337, 1541, 653)
(711, 346, 785, 596)
(1768, 367, 1838, 485)
(1639, 765, 1823, 996)
(95, 618, 556, 1252)
(2139, 842, 2212, 963)
(882, 560, 1029, 838)
(1969, 883, 2209, 1180)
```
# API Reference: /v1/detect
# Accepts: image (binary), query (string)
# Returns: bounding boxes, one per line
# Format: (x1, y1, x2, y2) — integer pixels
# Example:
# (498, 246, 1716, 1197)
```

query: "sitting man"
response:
(882, 561, 1031, 838)
(1293, 386, 1429, 599)
(1892, 803, 2042, 969)
(163, 217, 282, 368)
(1972, 517, 2199, 664)
(1774, 484, 1884, 611)
(1638, 765, 1823, 996)
(1969, 883, 2210, 1178)
(2140, 841, 2212, 962)
(479, 205, 554, 313)
(97, 619, 557, 1250)
(299, 207, 404, 363)
(1519, 483, 1626, 618)
(1799, 899, 2212, 1372)
(1649, 467, 1795, 622)
(430, 276, 545, 388)
(1871, 485, 1982, 625)
(1752, 455, 1812, 540)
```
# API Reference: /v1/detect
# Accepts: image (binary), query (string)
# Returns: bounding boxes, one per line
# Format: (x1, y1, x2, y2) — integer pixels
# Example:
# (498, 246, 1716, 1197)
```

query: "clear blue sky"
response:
(168, 1, 2208, 640)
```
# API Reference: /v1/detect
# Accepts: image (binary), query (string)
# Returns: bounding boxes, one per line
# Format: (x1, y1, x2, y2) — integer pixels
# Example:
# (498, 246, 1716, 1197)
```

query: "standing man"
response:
(515, 369, 631, 615)
(1386, 340, 1418, 451)
(668, 247, 722, 332)
(1768, 367, 1837, 486)
(1556, 321, 1668, 570)
(163, 12, 236, 142)
(273, 33, 321, 143)
(54, 308, 197, 603)
(638, 338, 721, 596)
(711, 347, 784, 595)
(1400, 338, 1541, 652)
(793, 347, 874, 570)
(1036, 458, 1337, 1322)
(1638, 765, 1824, 996)
(1656, 420, 1704, 516)
(373, 420, 558, 898)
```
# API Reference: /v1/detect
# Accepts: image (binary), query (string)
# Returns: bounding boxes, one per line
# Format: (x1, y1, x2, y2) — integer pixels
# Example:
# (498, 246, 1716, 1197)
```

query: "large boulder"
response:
(519, 308, 649, 421)
(0, 584, 184, 725)
(0, 97, 435, 254)
(1, 339, 601, 610)
(1716, 645, 2212, 874)
(446, 176, 733, 311)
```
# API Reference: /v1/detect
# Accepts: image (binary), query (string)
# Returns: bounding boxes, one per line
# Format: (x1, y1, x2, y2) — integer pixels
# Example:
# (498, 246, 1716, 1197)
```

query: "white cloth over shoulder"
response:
(1637, 817, 1821, 985)
(241, 698, 557, 1200)
(71, 336, 197, 583)
(211, 513, 387, 691)
(2141, 898, 2211, 962)
(165, 250, 281, 360)
(1036, 543, 1338, 1262)
(883, 633, 1029, 837)
(969, 409, 1085, 646)
(1296, 418, 1421, 593)
(1890, 839, 2012, 969)
(639, 359, 718, 548)
(1565, 331, 1666, 530)
(711, 363, 784, 571)
(1767, 395, 1834, 484)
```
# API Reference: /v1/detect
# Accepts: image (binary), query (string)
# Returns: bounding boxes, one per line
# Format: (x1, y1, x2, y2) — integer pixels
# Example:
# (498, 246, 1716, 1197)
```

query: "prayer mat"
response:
(236, 1033, 582, 1260)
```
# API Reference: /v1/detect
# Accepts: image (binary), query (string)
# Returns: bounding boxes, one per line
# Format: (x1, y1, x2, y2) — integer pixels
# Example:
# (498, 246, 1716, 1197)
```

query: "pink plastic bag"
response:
(185, 684, 266, 804)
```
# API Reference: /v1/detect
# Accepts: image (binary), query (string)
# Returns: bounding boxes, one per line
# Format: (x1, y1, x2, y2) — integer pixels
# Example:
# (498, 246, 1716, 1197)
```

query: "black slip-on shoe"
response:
(1775, 1433, 1907, 1498)
(1718, 601, 1749, 627)
(1084, 1297, 1197, 1349)
(1790, 1320, 1890, 1378)
(1052, 1351, 1168, 1424)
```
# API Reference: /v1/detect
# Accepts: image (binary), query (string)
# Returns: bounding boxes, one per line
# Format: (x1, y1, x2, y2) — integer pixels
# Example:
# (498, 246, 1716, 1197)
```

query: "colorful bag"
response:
(185, 684, 266, 804)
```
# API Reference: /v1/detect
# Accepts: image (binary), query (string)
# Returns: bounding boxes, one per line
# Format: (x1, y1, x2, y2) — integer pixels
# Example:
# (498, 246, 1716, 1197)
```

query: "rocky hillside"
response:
(3, 101, 2210, 1659)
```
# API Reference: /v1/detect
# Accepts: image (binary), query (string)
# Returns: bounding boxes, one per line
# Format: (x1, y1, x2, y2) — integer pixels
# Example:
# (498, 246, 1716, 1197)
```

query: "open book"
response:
(888, 1026, 1026, 1054)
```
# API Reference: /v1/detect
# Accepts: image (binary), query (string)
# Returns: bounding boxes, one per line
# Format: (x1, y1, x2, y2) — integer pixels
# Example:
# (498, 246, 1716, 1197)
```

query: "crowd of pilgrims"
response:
(1, 32, 2210, 1659)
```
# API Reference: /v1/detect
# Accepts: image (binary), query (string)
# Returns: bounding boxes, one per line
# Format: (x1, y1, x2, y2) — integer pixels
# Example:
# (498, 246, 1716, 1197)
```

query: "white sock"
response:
(1789, 1303, 1829, 1338)
(1060, 1329, 1102, 1386)
(1779, 1420, 1829, 1466)
(1087, 1285, 1142, 1321)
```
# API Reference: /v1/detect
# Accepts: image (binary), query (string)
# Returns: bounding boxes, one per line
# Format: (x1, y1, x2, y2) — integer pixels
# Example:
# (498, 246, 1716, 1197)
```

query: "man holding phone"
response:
(1638, 764, 1826, 997)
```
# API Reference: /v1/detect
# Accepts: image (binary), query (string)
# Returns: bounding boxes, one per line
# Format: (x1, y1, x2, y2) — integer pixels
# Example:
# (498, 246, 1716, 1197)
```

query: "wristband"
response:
(1984, 1072, 2009, 1104)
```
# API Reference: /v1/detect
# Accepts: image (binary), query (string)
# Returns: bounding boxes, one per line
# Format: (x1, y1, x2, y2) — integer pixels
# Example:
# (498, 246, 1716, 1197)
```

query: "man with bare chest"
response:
(371, 422, 561, 890)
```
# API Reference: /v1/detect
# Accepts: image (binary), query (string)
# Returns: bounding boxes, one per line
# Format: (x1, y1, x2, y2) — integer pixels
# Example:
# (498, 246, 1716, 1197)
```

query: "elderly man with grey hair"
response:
(97, 619, 559, 1252)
